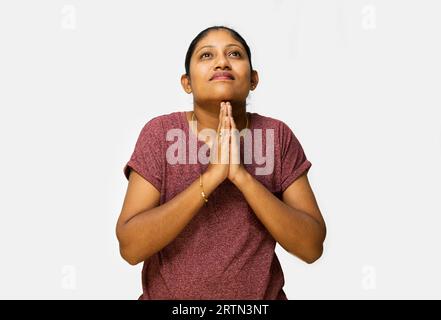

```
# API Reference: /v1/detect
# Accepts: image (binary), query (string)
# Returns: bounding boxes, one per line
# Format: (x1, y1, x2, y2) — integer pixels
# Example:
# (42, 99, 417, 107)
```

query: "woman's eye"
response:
(200, 51, 241, 59)
(230, 51, 241, 57)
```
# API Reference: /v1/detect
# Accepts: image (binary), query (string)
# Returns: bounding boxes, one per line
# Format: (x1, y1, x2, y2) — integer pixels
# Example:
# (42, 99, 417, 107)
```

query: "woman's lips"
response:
(212, 76, 234, 80)
(210, 71, 235, 80)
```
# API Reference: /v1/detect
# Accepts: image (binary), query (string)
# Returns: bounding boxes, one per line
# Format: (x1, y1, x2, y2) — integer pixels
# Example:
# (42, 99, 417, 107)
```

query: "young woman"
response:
(116, 26, 326, 300)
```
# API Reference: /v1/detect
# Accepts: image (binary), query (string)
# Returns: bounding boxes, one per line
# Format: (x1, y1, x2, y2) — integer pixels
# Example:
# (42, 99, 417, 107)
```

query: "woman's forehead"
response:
(196, 30, 243, 50)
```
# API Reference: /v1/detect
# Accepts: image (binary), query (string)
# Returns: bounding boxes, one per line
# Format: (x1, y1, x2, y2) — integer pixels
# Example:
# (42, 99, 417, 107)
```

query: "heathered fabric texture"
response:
(123, 111, 312, 300)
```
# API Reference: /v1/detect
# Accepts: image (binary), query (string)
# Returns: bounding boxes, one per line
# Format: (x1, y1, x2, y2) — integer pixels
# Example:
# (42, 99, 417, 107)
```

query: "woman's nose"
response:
(214, 53, 231, 69)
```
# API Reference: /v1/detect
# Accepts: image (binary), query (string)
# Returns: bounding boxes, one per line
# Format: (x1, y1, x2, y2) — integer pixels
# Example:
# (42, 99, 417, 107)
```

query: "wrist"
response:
(204, 167, 226, 187)
(231, 167, 251, 188)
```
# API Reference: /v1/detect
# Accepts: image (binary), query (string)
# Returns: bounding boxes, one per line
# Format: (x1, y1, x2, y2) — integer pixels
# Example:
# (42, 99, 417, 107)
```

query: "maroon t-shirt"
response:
(123, 111, 312, 300)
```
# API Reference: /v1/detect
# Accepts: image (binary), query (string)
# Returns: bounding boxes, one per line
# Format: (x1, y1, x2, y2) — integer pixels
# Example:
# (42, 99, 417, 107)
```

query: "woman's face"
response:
(182, 30, 258, 105)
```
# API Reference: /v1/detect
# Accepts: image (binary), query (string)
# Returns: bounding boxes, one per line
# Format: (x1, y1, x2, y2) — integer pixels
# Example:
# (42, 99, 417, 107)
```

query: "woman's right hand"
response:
(206, 102, 231, 183)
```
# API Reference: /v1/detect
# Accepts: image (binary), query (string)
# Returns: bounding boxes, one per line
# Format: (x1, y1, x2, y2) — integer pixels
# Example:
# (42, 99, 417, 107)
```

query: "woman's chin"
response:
(196, 91, 246, 105)
(209, 91, 241, 102)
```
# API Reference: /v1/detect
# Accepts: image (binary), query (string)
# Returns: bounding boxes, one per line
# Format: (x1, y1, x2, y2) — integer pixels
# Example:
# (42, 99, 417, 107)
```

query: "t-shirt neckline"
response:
(180, 110, 254, 143)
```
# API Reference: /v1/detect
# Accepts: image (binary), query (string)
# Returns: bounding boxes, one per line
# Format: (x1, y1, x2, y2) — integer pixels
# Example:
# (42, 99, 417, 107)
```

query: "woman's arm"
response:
(116, 169, 223, 265)
(231, 170, 326, 264)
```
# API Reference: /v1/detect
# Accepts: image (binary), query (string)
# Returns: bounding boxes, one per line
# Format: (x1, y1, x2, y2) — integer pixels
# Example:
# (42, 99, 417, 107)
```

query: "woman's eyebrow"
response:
(195, 44, 243, 54)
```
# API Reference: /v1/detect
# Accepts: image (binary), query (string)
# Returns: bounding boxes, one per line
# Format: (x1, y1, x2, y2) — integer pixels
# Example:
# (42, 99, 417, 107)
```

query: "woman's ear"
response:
(181, 74, 192, 94)
(250, 70, 259, 90)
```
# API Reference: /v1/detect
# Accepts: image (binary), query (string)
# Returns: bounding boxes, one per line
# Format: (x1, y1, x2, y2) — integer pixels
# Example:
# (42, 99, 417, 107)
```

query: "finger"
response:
(222, 117, 230, 143)
(217, 102, 226, 146)
(229, 116, 240, 165)
(219, 104, 227, 150)
(221, 103, 227, 134)
(217, 102, 225, 132)
(220, 102, 229, 137)
(229, 115, 236, 145)
(220, 117, 230, 164)
(230, 114, 236, 129)
(228, 103, 234, 130)
(230, 115, 238, 139)
(213, 118, 220, 164)
(227, 102, 232, 117)
(225, 103, 231, 130)
(212, 102, 223, 163)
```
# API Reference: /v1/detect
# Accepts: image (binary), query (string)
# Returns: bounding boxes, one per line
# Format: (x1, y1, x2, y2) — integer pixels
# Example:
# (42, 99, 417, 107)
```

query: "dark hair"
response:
(184, 26, 253, 78)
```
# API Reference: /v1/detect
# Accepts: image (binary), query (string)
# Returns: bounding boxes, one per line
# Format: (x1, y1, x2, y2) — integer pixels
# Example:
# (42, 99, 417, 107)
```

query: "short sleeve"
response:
(123, 118, 163, 192)
(280, 121, 312, 193)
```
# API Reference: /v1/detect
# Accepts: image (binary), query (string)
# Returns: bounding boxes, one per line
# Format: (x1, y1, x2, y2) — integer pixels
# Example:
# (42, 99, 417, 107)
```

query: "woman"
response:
(116, 26, 326, 300)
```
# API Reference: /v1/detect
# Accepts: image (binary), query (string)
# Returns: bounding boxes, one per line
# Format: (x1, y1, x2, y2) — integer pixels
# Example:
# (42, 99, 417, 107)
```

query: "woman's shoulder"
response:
(140, 111, 184, 132)
(250, 112, 290, 131)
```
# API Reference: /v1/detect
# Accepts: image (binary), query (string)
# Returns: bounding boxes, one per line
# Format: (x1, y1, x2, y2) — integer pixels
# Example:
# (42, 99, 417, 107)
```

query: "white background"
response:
(0, 0, 440, 299)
